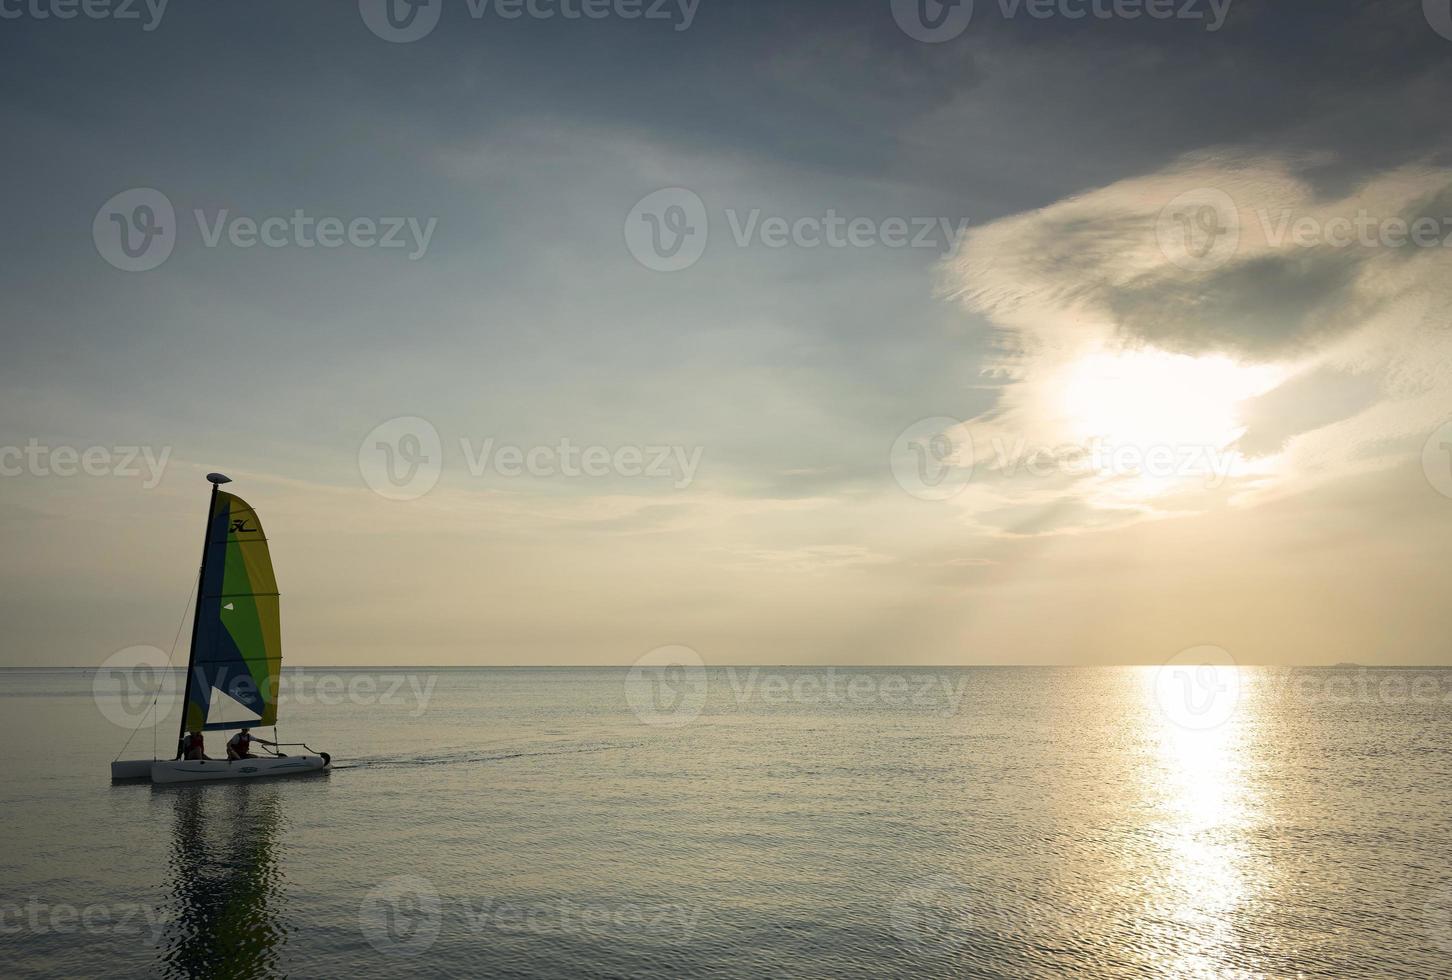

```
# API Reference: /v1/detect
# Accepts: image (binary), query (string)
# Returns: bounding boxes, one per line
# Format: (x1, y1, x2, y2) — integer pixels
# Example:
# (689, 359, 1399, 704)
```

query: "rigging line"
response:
(113, 573, 199, 764)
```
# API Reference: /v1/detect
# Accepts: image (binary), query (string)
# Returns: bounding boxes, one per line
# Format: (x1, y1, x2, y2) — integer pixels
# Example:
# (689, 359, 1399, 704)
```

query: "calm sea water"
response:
(2, 666, 1451, 979)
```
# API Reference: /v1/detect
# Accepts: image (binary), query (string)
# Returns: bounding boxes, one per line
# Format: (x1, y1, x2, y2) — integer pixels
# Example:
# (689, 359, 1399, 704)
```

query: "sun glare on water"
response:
(1141, 662, 1261, 979)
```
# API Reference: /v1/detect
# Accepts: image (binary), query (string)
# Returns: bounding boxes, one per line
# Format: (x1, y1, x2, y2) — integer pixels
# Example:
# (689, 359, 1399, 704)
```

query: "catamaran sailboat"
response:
(111, 473, 331, 783)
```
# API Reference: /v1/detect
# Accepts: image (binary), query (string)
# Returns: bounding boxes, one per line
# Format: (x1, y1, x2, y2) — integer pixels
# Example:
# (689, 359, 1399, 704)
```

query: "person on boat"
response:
(226, 728, 278, 760)
(181, 730, 210, 761)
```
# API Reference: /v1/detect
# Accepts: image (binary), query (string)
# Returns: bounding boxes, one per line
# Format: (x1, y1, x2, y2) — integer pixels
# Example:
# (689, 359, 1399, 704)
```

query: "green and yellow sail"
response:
(185, 491, 281, 731)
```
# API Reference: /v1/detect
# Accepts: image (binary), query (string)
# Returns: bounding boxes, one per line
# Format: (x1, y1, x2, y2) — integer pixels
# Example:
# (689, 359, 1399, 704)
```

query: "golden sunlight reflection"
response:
(1138, 664, 1262, 979)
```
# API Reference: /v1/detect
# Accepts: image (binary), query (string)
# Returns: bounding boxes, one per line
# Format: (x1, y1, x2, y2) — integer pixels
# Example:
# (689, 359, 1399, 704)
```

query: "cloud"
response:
(1106, 249, 1369, 358)
(1235, 364, 1383, 459)
(939, 154, 1452, 534)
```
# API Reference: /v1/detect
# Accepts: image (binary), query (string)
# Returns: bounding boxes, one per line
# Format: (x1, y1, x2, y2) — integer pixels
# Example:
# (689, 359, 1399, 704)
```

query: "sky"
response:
(1, 0, 1450, 667)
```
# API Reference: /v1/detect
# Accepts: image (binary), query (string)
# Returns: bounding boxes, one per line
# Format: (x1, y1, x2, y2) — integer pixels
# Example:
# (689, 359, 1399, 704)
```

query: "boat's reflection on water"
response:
(156, 781, 287, 979)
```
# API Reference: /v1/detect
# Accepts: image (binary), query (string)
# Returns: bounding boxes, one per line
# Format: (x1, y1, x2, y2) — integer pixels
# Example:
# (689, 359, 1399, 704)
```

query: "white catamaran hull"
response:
(111, 759, 155, 780)
(149, 754, 331, 784)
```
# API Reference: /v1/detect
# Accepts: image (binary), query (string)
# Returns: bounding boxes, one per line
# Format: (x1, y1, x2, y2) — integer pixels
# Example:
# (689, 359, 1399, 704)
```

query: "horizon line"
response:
(4, 661, 1446, 670)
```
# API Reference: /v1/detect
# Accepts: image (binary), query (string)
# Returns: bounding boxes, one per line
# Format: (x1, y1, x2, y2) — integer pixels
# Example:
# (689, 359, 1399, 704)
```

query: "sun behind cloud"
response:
(942, 156, 1452, 533)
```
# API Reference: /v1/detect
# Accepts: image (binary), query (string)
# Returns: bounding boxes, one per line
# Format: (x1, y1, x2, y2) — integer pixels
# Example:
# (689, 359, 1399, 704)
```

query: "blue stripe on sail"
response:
(188, 497, 272, 723)
(187, 502, 235, 726)
(191, 614, 269, 717)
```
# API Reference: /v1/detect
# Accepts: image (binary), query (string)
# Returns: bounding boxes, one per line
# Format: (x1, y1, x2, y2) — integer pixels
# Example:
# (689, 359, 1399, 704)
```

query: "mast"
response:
(175, 472, 232, 757)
